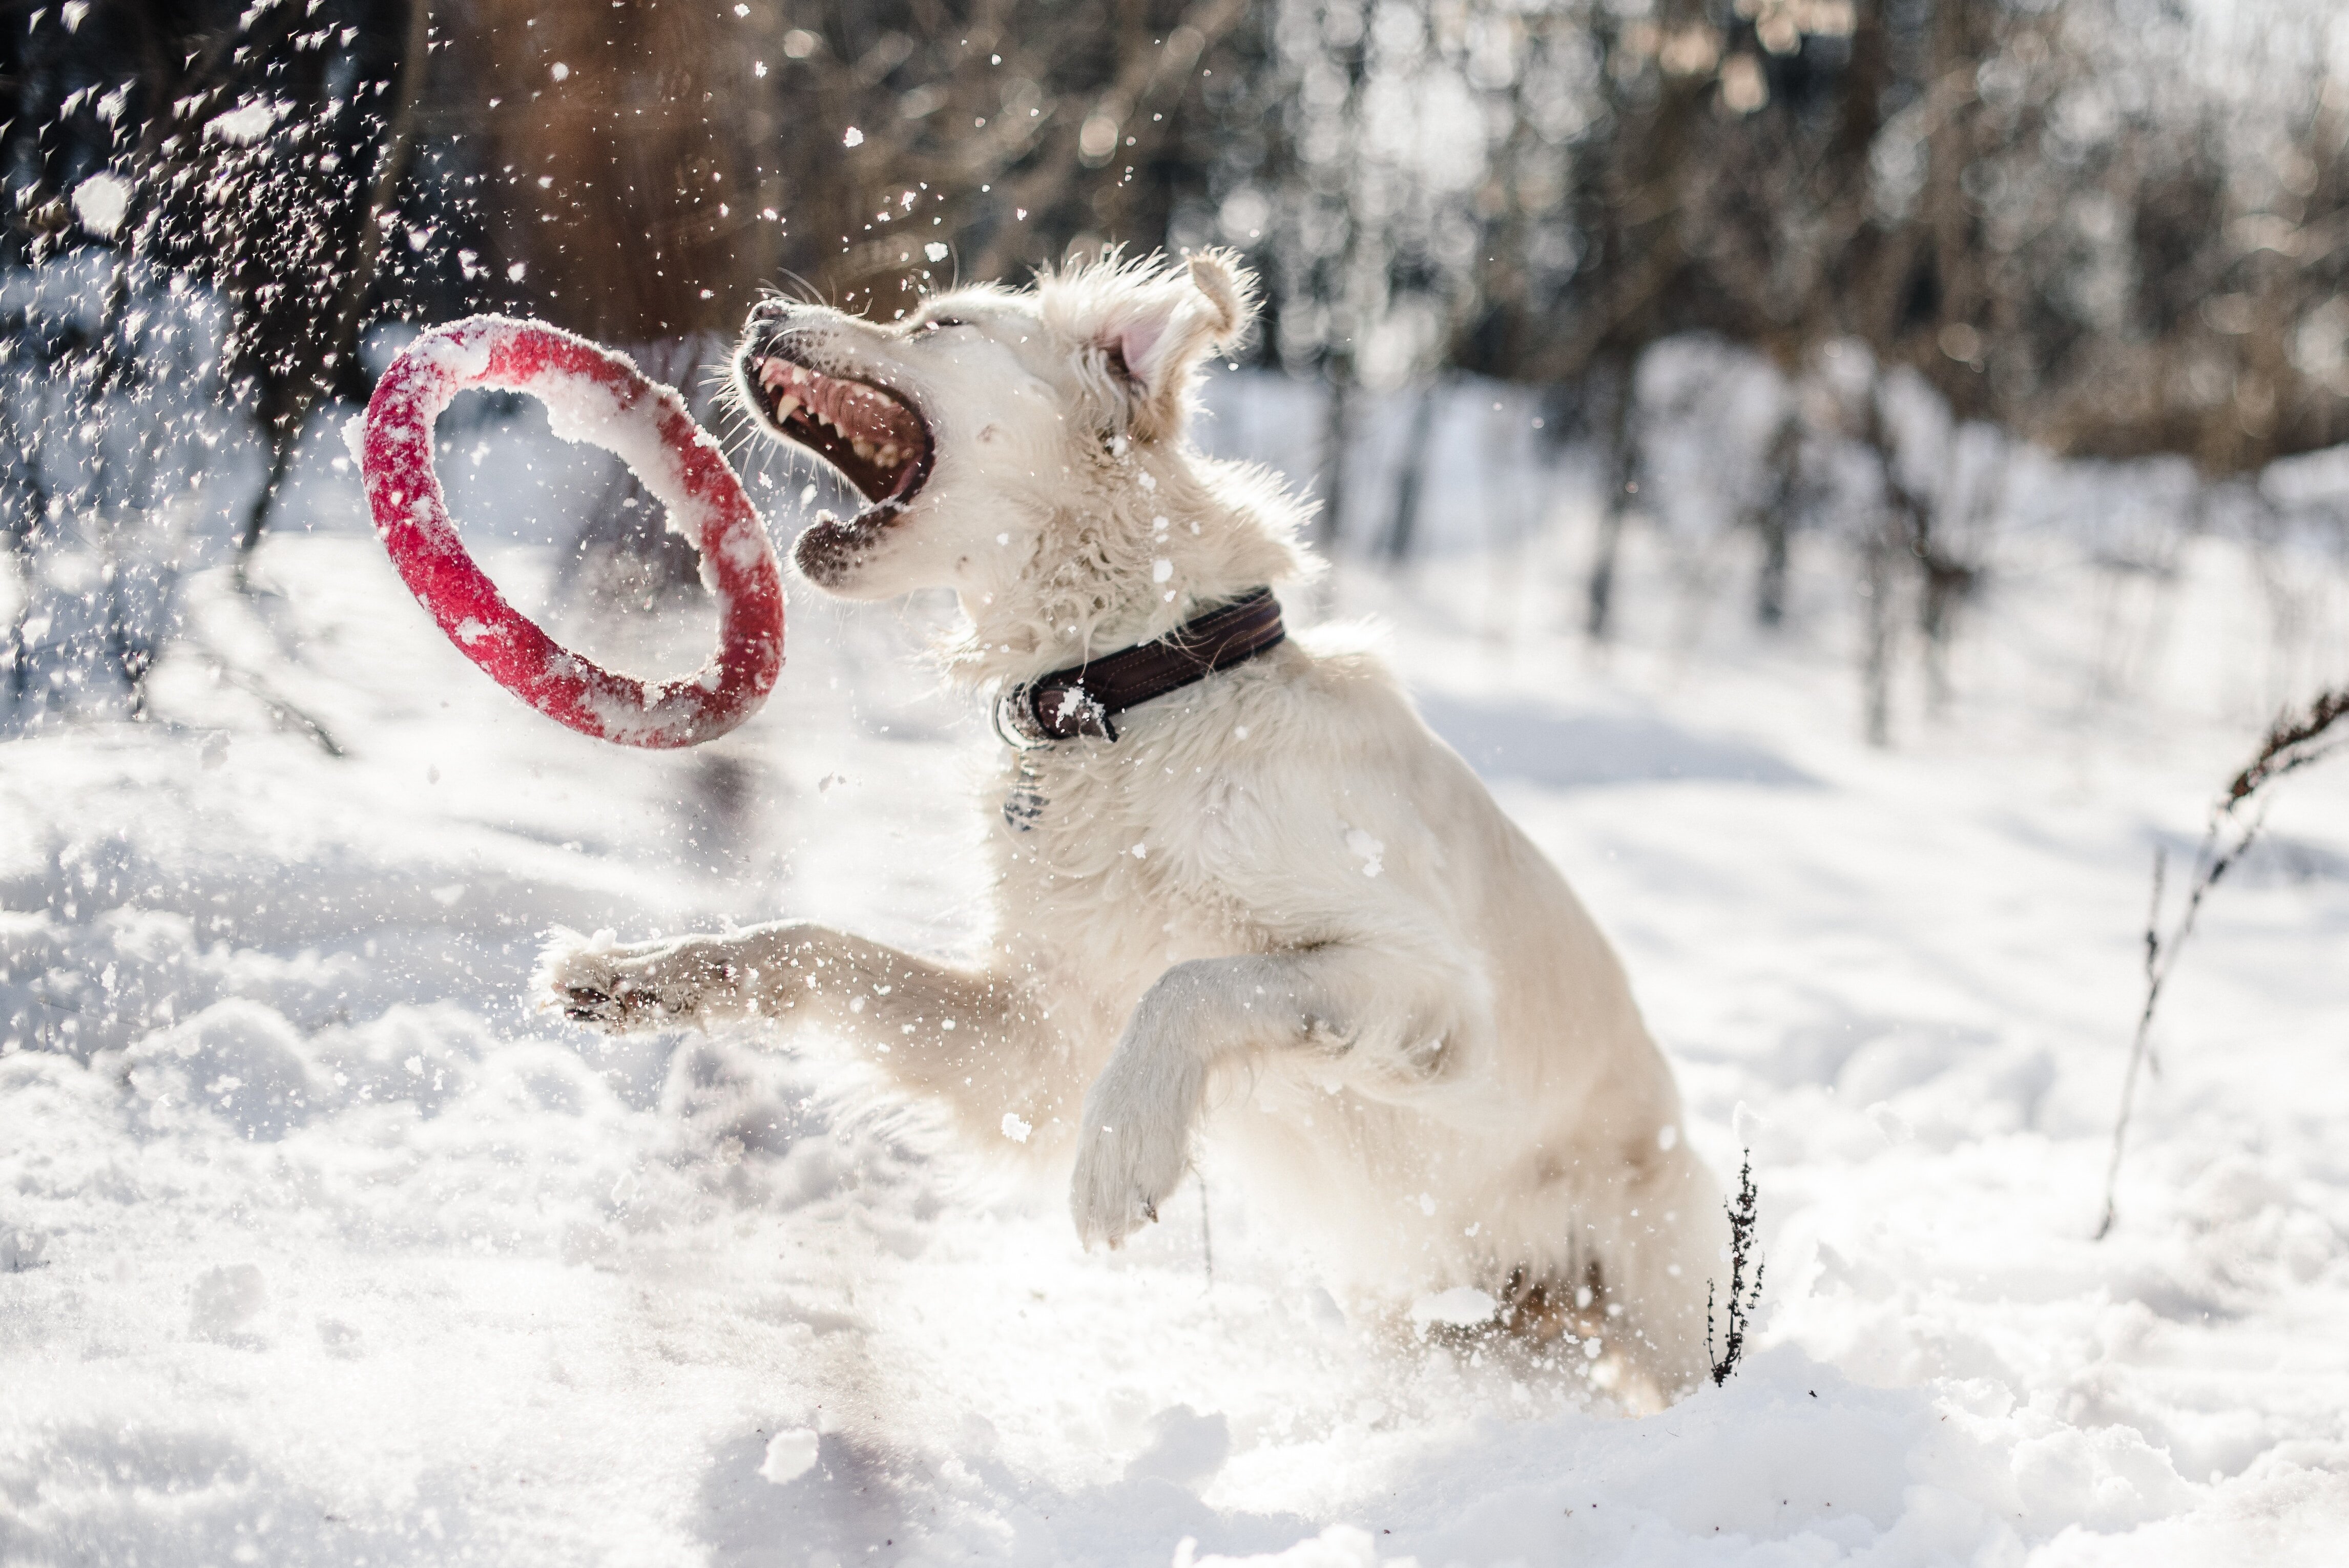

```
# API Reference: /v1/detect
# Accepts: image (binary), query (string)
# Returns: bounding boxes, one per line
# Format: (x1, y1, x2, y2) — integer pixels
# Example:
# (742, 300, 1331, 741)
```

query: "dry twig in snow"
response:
(2096, 684, 2347, 1239)
(1707, 1152, 1764, 1386)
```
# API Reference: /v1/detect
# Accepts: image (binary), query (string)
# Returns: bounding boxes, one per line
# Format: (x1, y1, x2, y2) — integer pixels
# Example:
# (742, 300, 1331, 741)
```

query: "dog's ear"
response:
(1097, 250, 1255, 441)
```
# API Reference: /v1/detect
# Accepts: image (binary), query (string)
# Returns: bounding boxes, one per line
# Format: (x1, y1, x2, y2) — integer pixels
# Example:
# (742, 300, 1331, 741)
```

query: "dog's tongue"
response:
(860, 385, 921, 446)
(841, 384, 920, 450)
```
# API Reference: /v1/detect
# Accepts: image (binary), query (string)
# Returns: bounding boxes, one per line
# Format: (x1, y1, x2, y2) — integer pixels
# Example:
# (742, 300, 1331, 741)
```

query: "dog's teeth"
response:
(851, 438, 876, 461)
(758, 360, 789, 390)
(877, 444, 900, 468)
(772, 394, 801, 423)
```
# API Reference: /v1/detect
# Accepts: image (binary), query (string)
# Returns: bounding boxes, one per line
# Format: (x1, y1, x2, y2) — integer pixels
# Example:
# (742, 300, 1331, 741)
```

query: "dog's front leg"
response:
(1069, 947, 1454, 1248)
(543, 921, 974, 1031)
(538, 922, 1054, 1116)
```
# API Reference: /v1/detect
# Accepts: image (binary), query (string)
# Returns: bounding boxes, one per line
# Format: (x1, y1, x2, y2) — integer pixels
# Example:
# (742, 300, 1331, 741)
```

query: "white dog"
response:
(539, 252, 1723, 1399)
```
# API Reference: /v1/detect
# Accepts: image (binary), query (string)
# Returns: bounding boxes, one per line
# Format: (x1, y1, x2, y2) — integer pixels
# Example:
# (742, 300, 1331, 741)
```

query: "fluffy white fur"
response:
(537, 252, 1725, 1401)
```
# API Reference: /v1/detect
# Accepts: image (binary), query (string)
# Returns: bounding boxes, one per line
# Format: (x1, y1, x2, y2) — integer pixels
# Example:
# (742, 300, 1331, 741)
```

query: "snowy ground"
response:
(4, 389, 2348, 1566)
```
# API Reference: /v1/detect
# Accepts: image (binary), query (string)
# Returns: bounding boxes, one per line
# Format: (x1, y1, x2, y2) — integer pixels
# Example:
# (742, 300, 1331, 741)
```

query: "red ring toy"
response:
(359, 316, 783, 748)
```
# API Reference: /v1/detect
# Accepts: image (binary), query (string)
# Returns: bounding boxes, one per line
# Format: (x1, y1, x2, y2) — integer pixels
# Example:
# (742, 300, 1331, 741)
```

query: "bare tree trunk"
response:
(1918, 558, 1967, 716)
(1314, 372, 1350, 554)
(467, 0, 780, 343)
(1860, 509, 1898, 746)
(88, 266, 149, 714)
(235, 433, 302, 588)
(1586, 360, 1636, 641)
(1753, 413, 1801, 629)
(0, 412, 47, 708)
(1382, 380, 1442, 563)
(1858, 377, 1930, 745)
(69, 9, 192, 710)
(324, 0, 435, 398)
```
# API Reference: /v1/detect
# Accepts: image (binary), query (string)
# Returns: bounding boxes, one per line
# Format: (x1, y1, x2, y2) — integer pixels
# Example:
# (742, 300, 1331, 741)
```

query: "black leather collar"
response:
(994, 588, 1286, 747)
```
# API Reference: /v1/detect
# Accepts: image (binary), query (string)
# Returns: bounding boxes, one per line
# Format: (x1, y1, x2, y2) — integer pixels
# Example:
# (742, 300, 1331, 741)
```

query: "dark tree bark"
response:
(1314, 373, 1350, 555)
(1586, 359, 1638, 641)
(1752, 414, 1803, 630)
(1382, 380, 1443, 565)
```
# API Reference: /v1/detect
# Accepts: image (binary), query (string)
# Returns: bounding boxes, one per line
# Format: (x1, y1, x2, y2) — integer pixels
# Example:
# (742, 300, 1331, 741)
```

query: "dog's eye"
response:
(920, 317, 967, 334)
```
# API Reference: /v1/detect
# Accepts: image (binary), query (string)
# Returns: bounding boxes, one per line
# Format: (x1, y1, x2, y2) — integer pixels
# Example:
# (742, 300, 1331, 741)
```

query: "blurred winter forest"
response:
(6, 0, 2349, 745)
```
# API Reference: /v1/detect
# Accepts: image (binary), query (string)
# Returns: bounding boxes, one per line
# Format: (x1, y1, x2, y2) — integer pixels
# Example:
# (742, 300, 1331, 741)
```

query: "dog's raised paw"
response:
(559, 979, 639, 1027)
(534, 928, 694, 1034)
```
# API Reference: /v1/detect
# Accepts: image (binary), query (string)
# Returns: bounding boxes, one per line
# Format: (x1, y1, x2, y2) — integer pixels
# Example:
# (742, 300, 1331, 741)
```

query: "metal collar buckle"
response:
(994, 682, 1114, 749)
(992, 685, 1056, 751)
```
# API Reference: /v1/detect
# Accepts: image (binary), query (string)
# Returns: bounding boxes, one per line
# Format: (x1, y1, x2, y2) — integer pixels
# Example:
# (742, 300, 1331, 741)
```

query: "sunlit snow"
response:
(2, 372, 2346, 1564)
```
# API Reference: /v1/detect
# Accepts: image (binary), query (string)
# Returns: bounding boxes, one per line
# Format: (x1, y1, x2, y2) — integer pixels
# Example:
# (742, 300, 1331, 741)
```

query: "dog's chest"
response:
(986, 739, 1249, 981)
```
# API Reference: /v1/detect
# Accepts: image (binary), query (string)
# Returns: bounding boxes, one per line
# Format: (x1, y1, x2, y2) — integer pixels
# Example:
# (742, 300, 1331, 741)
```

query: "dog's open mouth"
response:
(744, 348, 932, 519)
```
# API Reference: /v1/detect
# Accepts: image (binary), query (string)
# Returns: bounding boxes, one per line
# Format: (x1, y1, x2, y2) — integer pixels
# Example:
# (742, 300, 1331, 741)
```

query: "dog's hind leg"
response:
(536, 922, 1067, 1134)
(1067, 944, 1469, 1249)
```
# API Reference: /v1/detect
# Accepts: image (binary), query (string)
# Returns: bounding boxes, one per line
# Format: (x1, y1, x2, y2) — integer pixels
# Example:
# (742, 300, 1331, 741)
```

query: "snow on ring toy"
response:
(358, 316, 783, 748)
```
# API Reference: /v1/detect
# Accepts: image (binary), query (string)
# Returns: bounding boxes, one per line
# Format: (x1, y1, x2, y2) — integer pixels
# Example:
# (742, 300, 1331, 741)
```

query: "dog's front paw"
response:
(1068, 1092, 1190, 1250)
(534, 928, 730, 1033)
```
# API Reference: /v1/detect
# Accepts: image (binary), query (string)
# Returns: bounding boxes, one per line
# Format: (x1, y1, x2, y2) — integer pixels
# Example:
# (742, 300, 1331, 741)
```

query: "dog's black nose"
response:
(740, 299, 798, 358)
